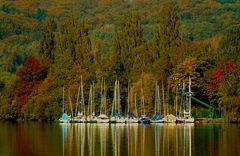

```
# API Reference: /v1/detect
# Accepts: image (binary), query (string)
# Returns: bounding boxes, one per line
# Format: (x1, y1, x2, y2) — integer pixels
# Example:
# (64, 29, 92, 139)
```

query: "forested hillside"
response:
(0, 0, 239, 121)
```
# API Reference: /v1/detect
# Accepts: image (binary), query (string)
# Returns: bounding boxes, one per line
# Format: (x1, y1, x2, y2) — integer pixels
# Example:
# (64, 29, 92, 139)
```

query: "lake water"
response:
(0, 122, 239, 156)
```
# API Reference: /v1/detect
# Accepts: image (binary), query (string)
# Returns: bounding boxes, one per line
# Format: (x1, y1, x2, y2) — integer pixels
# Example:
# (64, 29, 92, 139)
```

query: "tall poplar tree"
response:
(112, 11, 145, 80)
(55, 17, 92, 68)
(39, 17, 56, 64)
(155, 0, 180, 57)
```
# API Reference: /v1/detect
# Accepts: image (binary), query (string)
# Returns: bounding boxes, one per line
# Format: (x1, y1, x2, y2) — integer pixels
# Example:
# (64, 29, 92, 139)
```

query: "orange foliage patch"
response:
(178, 0, 190, 11)
(223, 19, 232, 27)
(202, 35, 224, 51)
(15, 0, 40, 12)
(187, 0, 221, 14)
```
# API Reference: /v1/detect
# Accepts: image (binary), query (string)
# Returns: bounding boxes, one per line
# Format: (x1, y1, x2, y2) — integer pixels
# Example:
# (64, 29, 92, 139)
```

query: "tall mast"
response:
(175, 86, 178, 117)
(90, 84, 93, 115)
(81, 75, 85, 116)
(155, 81, 157, 115)
(167, 84, 169, 115)
(62, 87, 65, 114)
(75, 86, 80, 116)
(158, 85, 160, 115)
(92, 81, 95, 115)
(104, 79, 106, 114)
(130, 86, 133, 114)
(188, 76, 191, 113)
(68, 90, 73, 117)
(117, 80, 120, 115)
(88, 84, 92, 116)
(115, 80, 117, 112)
(183, 82, 186, 113)
(162, 79, 165, 116)
(111, 81, 115, 116)
(113, 80, 117, 115)
(100, 78, 103, 114)
(128, 81, 130, 113)
(134, 93, 138, 117)
(141, 79, 145, 115)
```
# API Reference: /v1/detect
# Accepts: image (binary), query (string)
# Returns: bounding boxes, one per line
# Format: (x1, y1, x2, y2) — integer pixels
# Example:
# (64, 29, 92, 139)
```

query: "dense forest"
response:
(0, 0, 239, 122)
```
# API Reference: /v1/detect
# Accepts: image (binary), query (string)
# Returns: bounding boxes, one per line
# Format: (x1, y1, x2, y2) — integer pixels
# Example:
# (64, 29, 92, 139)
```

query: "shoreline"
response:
(1, 117, 240, 123)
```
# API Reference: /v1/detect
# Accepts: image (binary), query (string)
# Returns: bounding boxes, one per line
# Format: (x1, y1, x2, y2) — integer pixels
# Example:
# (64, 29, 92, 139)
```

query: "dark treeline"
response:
(0, 1, 239, 121)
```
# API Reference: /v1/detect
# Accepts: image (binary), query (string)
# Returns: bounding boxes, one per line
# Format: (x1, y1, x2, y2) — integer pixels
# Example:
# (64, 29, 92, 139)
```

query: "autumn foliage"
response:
(208, 61, 234, 90)
(15, 56, 47, 115)
(0, 1, 239, 121)
(208, 68, 224, 90)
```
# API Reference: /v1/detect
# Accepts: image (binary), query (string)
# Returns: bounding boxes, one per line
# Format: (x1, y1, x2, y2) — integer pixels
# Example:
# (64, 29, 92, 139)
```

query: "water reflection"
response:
(59, 123, 195, 156)
(0, 123, 240, 156)
(60, 123, 68, 156)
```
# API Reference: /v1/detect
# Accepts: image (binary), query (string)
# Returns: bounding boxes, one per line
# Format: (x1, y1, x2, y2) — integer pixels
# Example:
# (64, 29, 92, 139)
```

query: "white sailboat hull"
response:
(126, 118, 139, 123)
(150, 119, 164, 123)
(96, 119, 109, 123)
(163, 114, 177, 123)
(59, 119, 70, 123)
(109, 117, 116, 123)
(116, 118, 126, 123)
(184, 118, 195, 123)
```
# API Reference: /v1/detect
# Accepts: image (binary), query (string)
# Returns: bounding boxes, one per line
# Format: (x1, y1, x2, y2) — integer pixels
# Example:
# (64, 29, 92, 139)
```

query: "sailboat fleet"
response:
(59, 76, 195, 124)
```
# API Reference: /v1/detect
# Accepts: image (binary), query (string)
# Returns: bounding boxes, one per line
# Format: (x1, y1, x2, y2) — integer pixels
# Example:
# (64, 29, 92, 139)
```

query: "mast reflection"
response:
(60, 123, 194, 156)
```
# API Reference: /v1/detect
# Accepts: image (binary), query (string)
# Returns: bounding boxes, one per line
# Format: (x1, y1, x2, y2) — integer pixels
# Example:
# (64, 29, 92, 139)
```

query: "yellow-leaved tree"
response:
(132, 73, 154, 116)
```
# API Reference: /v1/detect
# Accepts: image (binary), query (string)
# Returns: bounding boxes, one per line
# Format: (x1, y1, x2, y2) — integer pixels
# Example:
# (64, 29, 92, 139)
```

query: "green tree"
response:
(0, 69, 17, 121)
(215, 25, 240, 119)
(39, 17, 56, 65)
(155, 0, 180, 58)
(112, 11, 145, 80)
(220, 24, 240, 62)
(55, 17, 92, 67)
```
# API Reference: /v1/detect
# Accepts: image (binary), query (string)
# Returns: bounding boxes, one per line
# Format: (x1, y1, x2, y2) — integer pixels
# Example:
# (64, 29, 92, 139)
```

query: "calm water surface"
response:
(0, 122, 239, 156)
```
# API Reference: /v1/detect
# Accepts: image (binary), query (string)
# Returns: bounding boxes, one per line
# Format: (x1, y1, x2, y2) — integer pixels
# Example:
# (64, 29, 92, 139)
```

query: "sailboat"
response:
(150, 82, 163, 123)
(59, 87, 70, 123)
(126, 82, 139, 123)
(115, 80, 126, 123)
(110, 80, 118, 123)
(176, 83, 185, 123)
(87, 82, 97, 123)
(76, 76, 87, 123)
(68, 89, 77, 123)
(89, 81, 97, 123)
(139, 80, 150, 124)
(71, 86, 81, 123)
(184, 76, 194, 123)
(163, 84, 177, 123)
(110, 80, 125, 123)
(97, 78, 110, 123)
(176, 77, 195, 123)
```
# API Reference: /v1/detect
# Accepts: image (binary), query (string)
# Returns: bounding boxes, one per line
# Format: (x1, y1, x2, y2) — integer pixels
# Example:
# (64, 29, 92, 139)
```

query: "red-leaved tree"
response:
(208, 61, 234, 90)
(208, 68, 224, 90)
(15, 56, 47, 117)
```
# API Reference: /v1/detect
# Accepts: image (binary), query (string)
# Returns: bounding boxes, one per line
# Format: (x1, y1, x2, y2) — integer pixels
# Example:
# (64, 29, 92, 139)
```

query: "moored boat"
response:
(97, 114, 110, 123)
(163, 114, 177, 123)
(59, 87, 70, 123)
(150, 82, 163, 123)
(97, 78, 110, 123)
